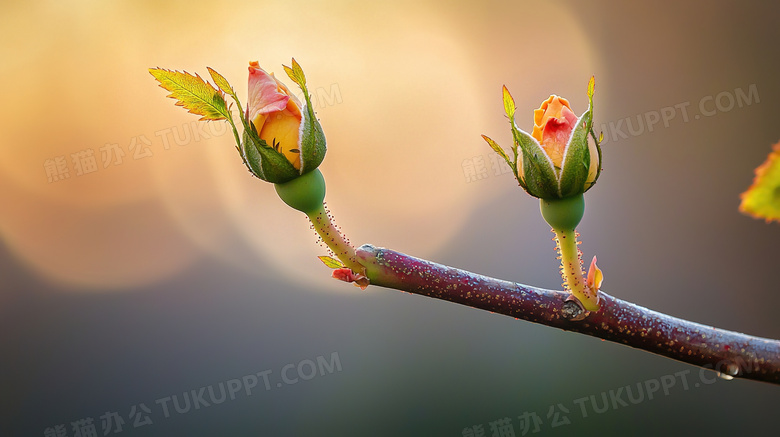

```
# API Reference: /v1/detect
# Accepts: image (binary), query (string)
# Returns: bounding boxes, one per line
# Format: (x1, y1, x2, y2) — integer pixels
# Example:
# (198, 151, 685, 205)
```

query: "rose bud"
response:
(240, 60, 326, 185)
(483, 77, 602, 201)
(482, 77, 605, 311)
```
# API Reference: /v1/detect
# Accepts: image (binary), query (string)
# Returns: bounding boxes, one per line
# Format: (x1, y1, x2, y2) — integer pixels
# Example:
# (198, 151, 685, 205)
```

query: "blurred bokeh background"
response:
(2, 0, 779, 435)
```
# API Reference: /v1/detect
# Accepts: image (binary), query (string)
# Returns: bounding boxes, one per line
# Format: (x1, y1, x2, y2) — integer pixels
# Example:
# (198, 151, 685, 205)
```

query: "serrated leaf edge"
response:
(149, 68, 229, 121)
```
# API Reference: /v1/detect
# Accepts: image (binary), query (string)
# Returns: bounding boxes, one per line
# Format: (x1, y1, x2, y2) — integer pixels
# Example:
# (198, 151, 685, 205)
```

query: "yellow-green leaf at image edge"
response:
(740, 141, 780, 223)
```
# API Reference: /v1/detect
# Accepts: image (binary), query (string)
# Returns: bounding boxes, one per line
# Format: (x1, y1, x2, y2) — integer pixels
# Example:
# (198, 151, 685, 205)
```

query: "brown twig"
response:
(355, 244, 780, 385)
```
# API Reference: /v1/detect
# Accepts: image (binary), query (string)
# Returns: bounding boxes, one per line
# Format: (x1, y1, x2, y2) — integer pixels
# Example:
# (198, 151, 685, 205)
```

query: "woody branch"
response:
(355, 244, 780, 385)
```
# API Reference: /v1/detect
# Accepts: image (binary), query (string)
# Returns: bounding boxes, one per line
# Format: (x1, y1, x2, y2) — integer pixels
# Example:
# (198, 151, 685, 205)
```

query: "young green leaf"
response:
(502, 85, 516, 119)
(207, 67, 236, 99)
(587, 75, 595, 100)
(740, 141, 780, 223)
(482, 134, 510, 163)
(318, 255, 345, 269)
(149, 68, 229, 121)
(283, 58, 307, 89)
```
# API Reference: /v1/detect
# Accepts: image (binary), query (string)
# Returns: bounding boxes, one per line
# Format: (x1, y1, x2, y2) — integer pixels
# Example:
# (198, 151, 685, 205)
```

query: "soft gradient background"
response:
(2, 0, 779, 435)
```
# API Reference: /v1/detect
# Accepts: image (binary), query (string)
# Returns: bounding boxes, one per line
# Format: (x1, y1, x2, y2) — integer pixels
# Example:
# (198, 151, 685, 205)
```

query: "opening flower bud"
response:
(532, 95, 578, 171)
(240, 59, 327, 184)
(248, 61, 303, 170)
(483, 77, 602, 200)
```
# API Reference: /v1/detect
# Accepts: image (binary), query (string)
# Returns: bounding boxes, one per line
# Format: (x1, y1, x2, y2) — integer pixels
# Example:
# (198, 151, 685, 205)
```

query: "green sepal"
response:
(241, 127, 299, 183)
(559, 76, 599, 197)
(511, 123, 559, 199)
(558, 110, 592, 198)
(298, 98, 327, 174)
(585, 78, 603, 191)
(283, 59, 327, 174)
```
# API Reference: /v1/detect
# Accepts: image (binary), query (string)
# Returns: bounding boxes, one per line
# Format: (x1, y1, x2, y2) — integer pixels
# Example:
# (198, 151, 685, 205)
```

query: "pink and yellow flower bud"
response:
(239, 59, 327, 184)
(247, 61, 304, 170)
(483, 77, 602, 200)
(483, 77, 604, 311)
(532, 96, 579, 170)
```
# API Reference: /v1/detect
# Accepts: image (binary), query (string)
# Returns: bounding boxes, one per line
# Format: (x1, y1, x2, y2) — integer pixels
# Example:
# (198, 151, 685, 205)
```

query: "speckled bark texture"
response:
(356, 244, 780, 385)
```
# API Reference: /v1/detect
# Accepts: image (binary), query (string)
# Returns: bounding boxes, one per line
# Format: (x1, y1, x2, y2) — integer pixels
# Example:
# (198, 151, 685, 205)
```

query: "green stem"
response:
(553, 227, 599, 311)
(306, 203, 364, 274)
(226, 112, 244, 161)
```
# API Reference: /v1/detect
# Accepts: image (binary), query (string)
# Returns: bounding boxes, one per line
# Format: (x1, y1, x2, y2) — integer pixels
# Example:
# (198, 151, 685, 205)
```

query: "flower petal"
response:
(332, 268, 369, 290)
(247, 61, 290, 122)
(259, 108, 302, 170)
(272, 73, 302, 117)
(531, 96, 578, 169)
(586, 256, 603, 290)
(532, 95, 574, 142)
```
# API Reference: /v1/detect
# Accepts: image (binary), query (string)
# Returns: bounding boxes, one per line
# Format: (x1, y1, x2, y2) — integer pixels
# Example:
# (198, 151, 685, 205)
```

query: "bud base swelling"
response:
(275, 169, 326, 214)
(540, 195, 585, 231)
